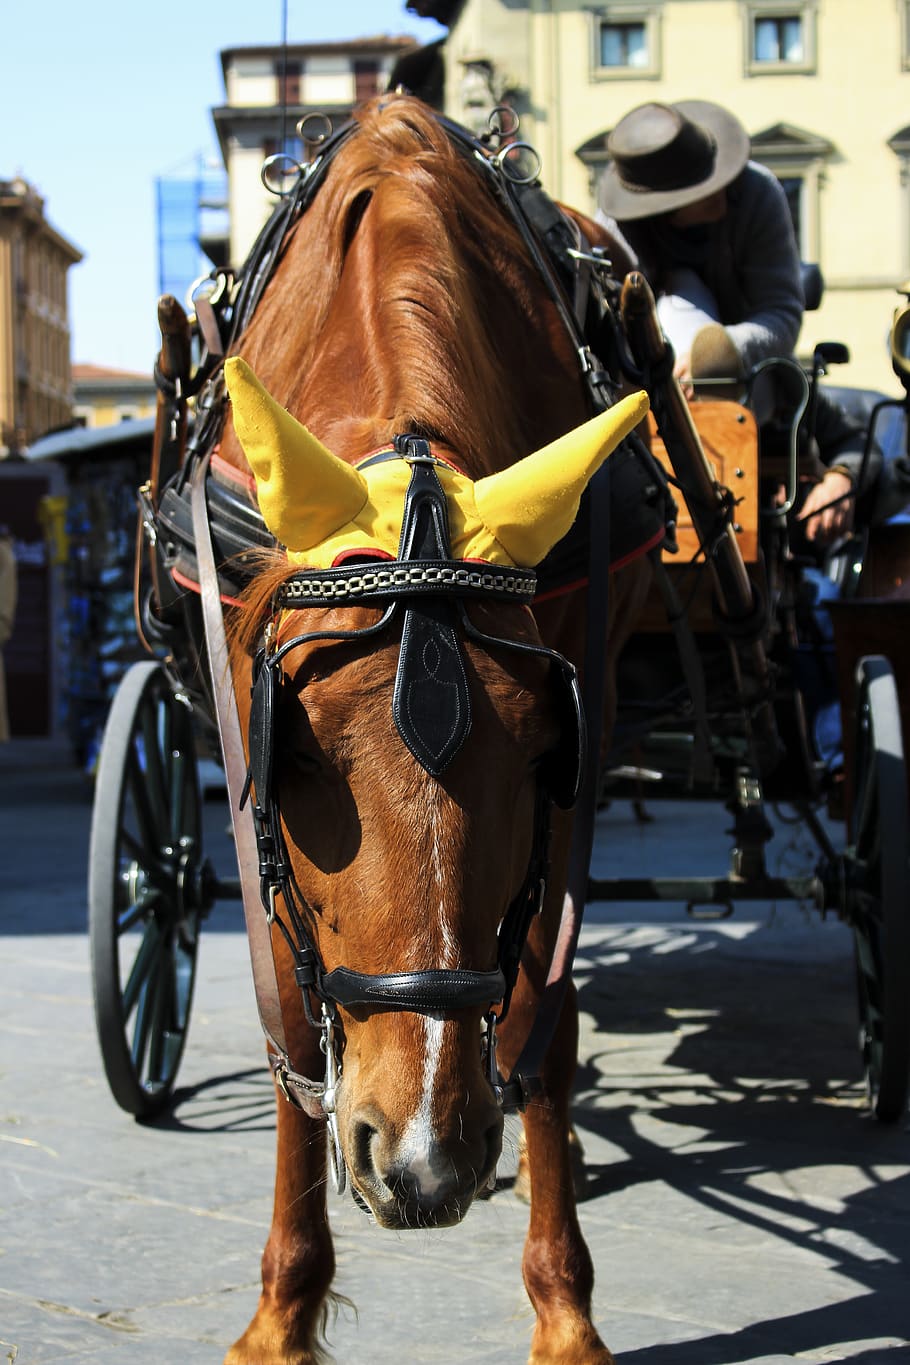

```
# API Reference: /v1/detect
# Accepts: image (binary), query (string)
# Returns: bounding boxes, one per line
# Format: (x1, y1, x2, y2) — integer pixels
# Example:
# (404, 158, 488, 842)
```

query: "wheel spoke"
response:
(130, 932, 167, 1076)
(122, 917, 163, 1018)
(144, 945, 175, 1085)
(124, 739, 163, 854)
(168, 745, 188, 846)
(140, 699, 171, 842)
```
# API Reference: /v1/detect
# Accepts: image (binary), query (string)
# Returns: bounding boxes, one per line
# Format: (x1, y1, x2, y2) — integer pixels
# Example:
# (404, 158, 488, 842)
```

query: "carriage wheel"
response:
(89, 661, 209, 1117)
(849, 655, 910, 1122)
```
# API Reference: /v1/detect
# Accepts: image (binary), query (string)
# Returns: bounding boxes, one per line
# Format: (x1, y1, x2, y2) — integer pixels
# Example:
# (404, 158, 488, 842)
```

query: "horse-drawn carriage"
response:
(86, 94, 910, 1364)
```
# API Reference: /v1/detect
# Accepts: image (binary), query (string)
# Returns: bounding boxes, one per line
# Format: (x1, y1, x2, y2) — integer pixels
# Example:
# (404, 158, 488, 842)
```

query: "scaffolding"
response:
(155, 155, 228, 306)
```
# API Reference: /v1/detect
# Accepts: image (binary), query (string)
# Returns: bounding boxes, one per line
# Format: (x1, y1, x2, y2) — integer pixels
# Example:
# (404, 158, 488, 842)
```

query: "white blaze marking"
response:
(397, 789, 458, 1193)
(399, 1013, 447, 1194)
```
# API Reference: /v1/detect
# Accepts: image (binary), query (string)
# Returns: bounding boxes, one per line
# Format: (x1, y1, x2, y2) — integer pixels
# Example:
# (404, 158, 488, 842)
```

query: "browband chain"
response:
(276, 559, 538, 607)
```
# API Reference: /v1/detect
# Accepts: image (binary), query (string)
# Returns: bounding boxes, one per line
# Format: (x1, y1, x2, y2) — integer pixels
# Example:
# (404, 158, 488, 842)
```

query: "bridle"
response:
(179, 105, 625, 1195)
(231, 436, 585, 1189)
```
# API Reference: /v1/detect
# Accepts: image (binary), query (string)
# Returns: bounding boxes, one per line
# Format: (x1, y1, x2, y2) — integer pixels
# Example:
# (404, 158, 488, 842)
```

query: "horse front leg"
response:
(226, 955, 337, 1365)
(500, 938, 614, 1365)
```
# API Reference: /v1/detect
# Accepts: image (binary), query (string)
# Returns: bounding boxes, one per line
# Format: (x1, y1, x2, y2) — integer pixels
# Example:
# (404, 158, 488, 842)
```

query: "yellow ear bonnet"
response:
(224, 356, 649, 570)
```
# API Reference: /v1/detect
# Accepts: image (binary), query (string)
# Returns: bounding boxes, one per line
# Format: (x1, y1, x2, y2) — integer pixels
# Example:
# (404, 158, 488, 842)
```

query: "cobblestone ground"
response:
(2, 740, 908, 1364)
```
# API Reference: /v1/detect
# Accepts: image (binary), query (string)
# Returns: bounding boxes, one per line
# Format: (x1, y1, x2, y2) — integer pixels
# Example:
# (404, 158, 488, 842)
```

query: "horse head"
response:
(224, 353, 645, 1227)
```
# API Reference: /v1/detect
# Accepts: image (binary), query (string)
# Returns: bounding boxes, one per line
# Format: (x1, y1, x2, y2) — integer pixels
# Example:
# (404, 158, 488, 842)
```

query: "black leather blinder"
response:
(246, 648, 280, 816)
(541, 660, 586, 810)
(391, 439, 472, 777)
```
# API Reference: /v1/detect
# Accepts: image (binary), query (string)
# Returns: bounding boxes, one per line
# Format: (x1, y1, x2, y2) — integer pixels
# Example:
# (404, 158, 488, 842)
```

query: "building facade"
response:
(213, 36, 422, 269)
(72, 364, 156, 428)
(0, 178, 82, 454)
(441, 0, 910, 393)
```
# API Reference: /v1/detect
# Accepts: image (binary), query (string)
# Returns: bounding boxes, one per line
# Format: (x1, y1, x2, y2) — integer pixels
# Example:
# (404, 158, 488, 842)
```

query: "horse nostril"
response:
(350, 1117, 379, 1182)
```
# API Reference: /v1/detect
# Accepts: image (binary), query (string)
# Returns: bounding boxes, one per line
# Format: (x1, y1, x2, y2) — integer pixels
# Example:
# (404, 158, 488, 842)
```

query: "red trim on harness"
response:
(332, 546, 394, 566)
(533, 525, 665, 605)
(612, 524, 666, 571)
(171, 565, 246, 610)
(534, 576, 587, 605)
(211, 448, 257, 493)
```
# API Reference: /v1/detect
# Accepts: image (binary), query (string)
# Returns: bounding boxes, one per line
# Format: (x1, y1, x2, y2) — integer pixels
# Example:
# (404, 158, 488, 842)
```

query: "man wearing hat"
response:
(598, 98, 804, 399)
(597, 98, 890, 545)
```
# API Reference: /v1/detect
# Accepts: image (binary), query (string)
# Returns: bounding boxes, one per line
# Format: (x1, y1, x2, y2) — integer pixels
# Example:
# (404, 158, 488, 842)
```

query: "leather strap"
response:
(278, 560, 537, 607)
(190, 456, 289, 1060)
(502, 456, 611, 1105)
(322, 967, 507, 1011)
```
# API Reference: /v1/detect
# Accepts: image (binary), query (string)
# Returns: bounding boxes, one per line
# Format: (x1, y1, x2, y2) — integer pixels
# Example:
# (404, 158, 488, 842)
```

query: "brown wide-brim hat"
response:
(599, 100, 750, 221)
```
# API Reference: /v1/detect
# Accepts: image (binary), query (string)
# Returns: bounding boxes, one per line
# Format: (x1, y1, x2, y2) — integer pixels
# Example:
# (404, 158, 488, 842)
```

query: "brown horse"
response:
(214, 94, 648, 1365)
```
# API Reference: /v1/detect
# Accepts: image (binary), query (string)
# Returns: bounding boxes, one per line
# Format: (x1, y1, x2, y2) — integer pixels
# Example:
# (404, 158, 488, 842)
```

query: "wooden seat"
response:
(634, 399, 762, 633)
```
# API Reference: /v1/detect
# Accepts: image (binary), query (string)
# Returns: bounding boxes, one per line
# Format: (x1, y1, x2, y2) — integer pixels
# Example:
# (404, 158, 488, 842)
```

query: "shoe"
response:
(690, 323, 744, 400)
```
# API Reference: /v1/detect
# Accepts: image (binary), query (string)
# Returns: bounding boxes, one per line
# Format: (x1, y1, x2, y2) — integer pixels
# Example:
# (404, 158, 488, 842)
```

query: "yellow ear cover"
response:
(472, 390, 649, 567)
(224, 356, 368, 551)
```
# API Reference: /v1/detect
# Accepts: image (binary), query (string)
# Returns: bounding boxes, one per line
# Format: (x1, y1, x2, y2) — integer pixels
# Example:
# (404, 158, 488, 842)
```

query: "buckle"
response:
(272, 1059, 294, 1105)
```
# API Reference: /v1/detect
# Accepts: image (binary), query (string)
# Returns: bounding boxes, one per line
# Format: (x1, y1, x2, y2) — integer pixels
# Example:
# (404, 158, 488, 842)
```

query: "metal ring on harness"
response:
(187, 271, 230, 315)
(495, 140, 542, 185)
(297, 112, 334, 147)
(487, 105, 520, 143)
(261, 153, 304, 197)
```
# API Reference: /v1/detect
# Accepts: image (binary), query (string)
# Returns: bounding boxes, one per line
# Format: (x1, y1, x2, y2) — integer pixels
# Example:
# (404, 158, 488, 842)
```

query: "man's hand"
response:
(797, 469, 855, 544)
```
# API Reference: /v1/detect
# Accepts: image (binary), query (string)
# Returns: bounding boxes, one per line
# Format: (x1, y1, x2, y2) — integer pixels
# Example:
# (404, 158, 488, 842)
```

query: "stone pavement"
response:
(1, 738, 909, 1364)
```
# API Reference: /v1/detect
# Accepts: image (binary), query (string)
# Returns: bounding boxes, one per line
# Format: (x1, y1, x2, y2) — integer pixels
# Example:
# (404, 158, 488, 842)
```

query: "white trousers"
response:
(655, 266, 721, 358)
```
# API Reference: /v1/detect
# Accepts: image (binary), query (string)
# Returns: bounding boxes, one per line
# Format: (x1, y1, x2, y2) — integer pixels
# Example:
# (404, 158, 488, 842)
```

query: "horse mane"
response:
(223, 94, 588, 476)
(223, 94, 603, 656)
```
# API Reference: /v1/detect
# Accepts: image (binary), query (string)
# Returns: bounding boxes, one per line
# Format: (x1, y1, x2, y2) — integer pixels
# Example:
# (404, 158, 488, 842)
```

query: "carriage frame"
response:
(86, 107, 910, 1129)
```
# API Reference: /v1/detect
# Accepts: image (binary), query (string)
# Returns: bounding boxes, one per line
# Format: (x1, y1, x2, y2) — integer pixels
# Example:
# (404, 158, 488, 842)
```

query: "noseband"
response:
(239, 439, 585, 1172)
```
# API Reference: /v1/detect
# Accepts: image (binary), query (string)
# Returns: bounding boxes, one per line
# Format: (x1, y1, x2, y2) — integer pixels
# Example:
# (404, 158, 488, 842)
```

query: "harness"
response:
(149, 105, 669, 1193)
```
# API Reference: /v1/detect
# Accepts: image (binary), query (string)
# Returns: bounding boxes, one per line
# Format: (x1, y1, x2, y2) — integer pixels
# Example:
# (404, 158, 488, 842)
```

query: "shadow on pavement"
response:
(569, 920, 909, 1362)
(143, 1067, 277, 1134)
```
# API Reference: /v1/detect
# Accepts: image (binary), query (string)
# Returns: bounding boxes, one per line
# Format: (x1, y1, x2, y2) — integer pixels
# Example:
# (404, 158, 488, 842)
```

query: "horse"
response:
(207, 92, 651, 1365)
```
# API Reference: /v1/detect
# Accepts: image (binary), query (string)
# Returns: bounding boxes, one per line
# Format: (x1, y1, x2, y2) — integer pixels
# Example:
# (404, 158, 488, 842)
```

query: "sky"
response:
(2, 2, 446, 374)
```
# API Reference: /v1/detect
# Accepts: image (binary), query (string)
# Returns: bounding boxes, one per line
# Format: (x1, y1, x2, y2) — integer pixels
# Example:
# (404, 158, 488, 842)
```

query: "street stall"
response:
(26, 418, 158, 768)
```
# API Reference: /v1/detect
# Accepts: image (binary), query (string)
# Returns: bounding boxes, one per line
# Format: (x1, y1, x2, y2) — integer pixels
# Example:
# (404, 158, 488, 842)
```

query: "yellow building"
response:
(442, 0, 910, 392)
(0, 177, 82, 454)
(72, 364, 156, 428)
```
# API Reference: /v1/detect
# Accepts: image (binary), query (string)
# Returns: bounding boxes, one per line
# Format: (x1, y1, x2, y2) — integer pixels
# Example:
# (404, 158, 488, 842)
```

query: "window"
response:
(353, 59, 381, 104)
(592, 6, 662, 80)
(744, 3, 816, 74)
(749, 123, 833, 261)
(601, 21, 648, 68)
(275, 59, 301, 105)
(754, 15, 804, 63)
(263, 135, 303, 162)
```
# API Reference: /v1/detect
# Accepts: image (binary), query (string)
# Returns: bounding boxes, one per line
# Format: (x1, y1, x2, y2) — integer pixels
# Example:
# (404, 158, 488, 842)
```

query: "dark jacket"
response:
(599, 162, 805, 372)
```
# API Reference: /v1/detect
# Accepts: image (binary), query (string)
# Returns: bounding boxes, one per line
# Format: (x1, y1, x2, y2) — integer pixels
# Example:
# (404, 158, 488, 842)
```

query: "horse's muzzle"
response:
(346, 1105, 503, 1229)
